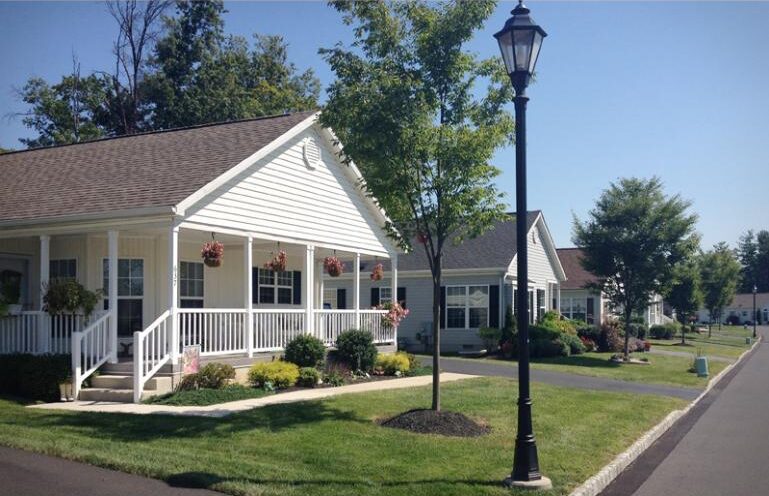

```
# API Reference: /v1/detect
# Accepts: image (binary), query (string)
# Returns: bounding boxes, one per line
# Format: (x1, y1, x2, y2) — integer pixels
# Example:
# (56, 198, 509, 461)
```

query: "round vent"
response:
(302, 137, 321, 170)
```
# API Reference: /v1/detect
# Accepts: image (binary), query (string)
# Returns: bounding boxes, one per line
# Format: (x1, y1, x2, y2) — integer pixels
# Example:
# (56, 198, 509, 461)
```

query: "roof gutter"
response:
(0, 206, 177, 232)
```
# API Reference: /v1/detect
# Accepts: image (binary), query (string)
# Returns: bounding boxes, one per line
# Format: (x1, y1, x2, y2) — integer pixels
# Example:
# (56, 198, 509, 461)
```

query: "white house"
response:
(0, 111, 401, 402)
(323, 211, 568, 353)
(697, 292, 769, 325)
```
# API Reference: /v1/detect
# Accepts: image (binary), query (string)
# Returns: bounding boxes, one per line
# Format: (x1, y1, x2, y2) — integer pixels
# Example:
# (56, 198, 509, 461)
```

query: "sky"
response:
(1, 1, 767, 250)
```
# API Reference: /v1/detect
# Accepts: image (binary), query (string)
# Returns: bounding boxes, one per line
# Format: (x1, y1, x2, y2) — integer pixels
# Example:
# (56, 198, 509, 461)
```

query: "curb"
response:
(568, 336, 762, 496)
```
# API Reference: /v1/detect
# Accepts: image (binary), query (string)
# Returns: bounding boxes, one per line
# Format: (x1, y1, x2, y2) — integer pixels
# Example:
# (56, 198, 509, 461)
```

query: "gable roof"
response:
(0, 111, 316, 225)
(557, 248, 599, 290)
(726, 292, 769, 309)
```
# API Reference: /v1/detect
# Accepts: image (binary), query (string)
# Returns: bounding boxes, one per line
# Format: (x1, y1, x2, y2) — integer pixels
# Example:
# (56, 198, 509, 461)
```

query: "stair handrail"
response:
(133, 310, 172, 403)
(71, 312, 112, 399)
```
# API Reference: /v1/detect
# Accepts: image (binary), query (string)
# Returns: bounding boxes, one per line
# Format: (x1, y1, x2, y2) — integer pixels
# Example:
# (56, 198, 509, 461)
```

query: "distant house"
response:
(697, 293, 769, 325)
(323, 211, 567, 353)
(556, 248, 666, 327)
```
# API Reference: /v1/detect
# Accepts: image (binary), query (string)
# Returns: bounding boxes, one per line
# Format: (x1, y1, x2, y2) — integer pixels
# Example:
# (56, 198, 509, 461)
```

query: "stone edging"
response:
(568, 336, 762, 496)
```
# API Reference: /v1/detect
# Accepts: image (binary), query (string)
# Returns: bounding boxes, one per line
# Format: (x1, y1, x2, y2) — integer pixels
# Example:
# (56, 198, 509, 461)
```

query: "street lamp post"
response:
(753, 285, 758, 339)
(494, 1, 551, 490)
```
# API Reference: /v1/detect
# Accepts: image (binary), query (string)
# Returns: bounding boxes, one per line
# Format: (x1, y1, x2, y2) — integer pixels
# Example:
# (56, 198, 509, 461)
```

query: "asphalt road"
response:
(0, 446, 222, 496)
(602, 326, 769, 496)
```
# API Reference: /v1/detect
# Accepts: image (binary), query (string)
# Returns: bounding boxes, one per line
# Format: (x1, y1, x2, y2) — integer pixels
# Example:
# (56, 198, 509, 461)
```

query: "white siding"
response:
(184, 127, 391, 256)
(509, 221, 559, 321)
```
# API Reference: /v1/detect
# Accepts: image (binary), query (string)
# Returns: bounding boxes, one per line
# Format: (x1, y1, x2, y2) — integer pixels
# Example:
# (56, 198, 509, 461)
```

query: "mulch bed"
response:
(380, 409, 490, 437)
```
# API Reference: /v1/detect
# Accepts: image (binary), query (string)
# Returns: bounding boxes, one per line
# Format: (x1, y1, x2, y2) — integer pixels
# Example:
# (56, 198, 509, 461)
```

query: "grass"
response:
(145, 385, 273, 406)
(647, 326, 753, 360)
(0, 377, 686, 496)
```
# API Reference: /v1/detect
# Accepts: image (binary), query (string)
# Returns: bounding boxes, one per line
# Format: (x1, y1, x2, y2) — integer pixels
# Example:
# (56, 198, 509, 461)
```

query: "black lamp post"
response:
(753, 284, 758, 339)
(494, 1, 551, 490)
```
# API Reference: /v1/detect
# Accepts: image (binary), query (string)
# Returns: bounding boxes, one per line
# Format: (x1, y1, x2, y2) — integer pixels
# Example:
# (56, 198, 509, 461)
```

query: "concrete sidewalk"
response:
(27, 372, 476, 417)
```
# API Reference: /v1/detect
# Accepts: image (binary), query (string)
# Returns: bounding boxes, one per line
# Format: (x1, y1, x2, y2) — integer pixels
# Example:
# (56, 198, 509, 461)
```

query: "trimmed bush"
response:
(626, 323, 647, 339)
(374, 352, 411, 375)
(649, 324, 678, 340)
(598, 321, 624, 352)
(284, 334, 326, 368)
(530, 325, 561, 342)
(335, 329, 378, 371)
(560, 333, 586, 355)
(577, 324, 601, 343)
(248, 361, 300, 389)
(0, 353, 71, 402)
(297, 367, 322, 388)
(478, 326, 501, 351)
(539, 311, 578, 335)
(178, 362, 236, 391)
(530, 338, 570, 358)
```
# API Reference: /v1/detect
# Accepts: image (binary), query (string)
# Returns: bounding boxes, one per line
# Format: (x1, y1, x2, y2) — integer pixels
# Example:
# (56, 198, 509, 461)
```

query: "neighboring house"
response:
(0, 111, 401, 402)
(323, 211, 567, 353)
(556, 248, 666, 327)
(696, 293, 769, 325)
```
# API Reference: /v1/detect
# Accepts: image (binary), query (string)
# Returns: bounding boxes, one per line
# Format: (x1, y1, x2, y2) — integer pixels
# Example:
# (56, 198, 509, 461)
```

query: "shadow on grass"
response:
(533, 355, 620, 369)
(4, 399, 368, 443)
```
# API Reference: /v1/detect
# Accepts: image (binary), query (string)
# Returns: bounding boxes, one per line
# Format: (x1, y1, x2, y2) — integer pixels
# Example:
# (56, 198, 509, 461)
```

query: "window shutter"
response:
(489, 285, 500, 328)
(293, 271, 302, 305)
(251, 268, 259, 304)
(397, 287, 407, 308)
(586, 297, 595, 324)
(337, 288, 347, 309)
(371, 287, 380, 306)
(440, 286, 446, 329)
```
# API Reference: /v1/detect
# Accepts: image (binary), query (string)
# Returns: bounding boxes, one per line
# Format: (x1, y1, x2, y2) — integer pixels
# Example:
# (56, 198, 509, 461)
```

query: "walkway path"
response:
(421, 356, 700, 400)
(601, 326, 769, 496)
(0, 446, 221, 496)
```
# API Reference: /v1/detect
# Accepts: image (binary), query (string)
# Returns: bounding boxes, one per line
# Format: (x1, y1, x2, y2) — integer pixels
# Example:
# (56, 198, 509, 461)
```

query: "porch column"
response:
(107, 230, 118, 363)
(353, 252, 361, 328)
(556, 283, 561, 315)
(168, 225, 180, 364)
(305, 245, 315, 335)
(391, 254, 398, 345)
(244, 236, 254, 357)
(38, 235, 50, 354)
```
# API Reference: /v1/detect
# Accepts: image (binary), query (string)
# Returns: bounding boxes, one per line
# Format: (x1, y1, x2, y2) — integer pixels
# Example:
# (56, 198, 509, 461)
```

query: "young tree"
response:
(320, 0, 513, 411)
(737, 230, 769, 293)
(700, 243, 741, 336)
(666, 257, 703, 345)
(573, 177, 698, 359)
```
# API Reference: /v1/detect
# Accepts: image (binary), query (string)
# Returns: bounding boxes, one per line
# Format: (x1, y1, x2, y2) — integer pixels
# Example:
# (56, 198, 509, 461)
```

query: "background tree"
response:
(737, 229, 769, 293)
(320, 0, 513, 411)
(700, 243, 741, 335)
(666, 256, 703, 345)
(573, 177, 698, 359)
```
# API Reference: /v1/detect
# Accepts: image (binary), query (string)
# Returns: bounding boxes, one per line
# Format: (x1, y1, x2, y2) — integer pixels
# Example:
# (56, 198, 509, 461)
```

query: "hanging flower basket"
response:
(201, 241, 224, 268)
(370, 263, 384, 281)
(324, 256, 344, 277)
(264, 250, 287, 272)
(377, 301, 410, 328)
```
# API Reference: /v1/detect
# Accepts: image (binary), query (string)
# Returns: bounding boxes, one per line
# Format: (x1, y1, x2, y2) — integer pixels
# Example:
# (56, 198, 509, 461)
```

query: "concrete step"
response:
(90, 374, 173, 392)
(79, 388, 135, 402)
(100, 361, 175, 375)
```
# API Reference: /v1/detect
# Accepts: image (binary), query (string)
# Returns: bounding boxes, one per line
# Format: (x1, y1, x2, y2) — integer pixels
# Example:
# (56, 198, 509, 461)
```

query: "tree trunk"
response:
(431, 261, 442, 412)
(681, 318, 686, 345)
(624, 309, 632, 360)
(708, 316, 712, 338)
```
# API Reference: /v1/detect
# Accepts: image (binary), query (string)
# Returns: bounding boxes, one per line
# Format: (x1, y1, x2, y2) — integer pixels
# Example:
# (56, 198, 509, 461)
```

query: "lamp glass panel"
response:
(496, 30, 515, 74)
(513, 29, 535, 72)
(529, 31, 544, 73)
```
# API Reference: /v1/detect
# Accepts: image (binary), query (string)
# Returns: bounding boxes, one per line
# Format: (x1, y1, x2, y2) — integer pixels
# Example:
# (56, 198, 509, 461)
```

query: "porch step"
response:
(79, 388, 136, 402)
(100, 361, 175, 376)
(90, 374, 173, 392)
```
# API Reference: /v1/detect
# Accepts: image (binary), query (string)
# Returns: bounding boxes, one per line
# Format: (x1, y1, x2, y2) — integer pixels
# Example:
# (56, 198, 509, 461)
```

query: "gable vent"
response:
(302, 137, 321, 170)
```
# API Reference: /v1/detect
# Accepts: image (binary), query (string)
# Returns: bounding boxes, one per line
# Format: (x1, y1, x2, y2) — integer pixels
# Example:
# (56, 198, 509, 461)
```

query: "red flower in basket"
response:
(264, 250, 287, 272)
(201, 241, 224, 268)
(370, 263, 384, 281)
(324, 256, 344, 277)
(416, 232, 429, 244)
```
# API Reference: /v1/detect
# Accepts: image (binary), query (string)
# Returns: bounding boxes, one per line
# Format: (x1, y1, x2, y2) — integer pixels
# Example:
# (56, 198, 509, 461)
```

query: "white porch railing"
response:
(0, 312, 43, 354)
(178, 309, 248, 356)
(359, 310, 395, 344)
(314, 310, 356, 346)
(72, 313, 112, 399)
(133, 310, 172, 403)
(253, 309, 305, 351)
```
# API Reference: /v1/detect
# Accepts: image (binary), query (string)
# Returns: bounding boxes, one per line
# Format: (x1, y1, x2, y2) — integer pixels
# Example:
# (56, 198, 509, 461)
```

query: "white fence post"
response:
(354, 252, 361, 329)
(133, 331, 143, 403)
(168, 225, 180, 364)
(71, 333, 81, 399)
(245, 236, 254, 357)
(305, 245, 315, 335)
(38, 235, 50, 354)
(107, 230, 119, 363)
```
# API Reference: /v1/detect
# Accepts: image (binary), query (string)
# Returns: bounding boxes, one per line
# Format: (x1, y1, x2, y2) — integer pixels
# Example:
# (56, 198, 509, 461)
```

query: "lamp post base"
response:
(503, 476, 553, 491)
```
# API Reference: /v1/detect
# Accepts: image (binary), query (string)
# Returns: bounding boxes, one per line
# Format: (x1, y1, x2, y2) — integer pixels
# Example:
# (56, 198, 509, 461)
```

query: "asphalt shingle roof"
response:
(0, 111, 316, 224)
(556, 247, 598, 290)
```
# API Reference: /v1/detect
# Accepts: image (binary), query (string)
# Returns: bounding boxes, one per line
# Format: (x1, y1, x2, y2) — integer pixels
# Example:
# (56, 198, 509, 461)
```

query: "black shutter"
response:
(251, 267, 259, 304)
(337, 288, 347, 309)
(489, 285, 500, 328)
(586, 297, 595, 324)
(440, 286, 446, 329)
(293, 271, 302, 305)
(397, 287, 407, 308)
(371, 287, 380, 306)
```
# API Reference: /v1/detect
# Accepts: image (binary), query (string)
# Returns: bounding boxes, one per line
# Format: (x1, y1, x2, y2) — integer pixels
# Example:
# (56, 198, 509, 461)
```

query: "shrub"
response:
(177, 363, 236, 391)
(598, 321, 624, 352)
(529, 325, 561, 342)
(297, 367, 322, 387)
(539, 311, 577, 335)
(335, 329, 378, 371)
(530, 339, 569, 358)
(626, 323, 648, 339)
(577, 324, 601, 343)
(323, 362, 350, 386)
(248, 361, 300, 389)
(560, 333, 586, 355)
(628, 337, 646, 353)
(284, 334, 325, 368)
(374, 352, 411, 375)
(0, 353, 71, 402)
(478, 326, 501, 351)
(649, 324, 678, 340)
(579, 336, 596, 352)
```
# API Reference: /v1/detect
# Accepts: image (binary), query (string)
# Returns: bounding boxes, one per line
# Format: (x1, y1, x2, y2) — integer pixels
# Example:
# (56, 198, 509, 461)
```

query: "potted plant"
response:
(201, 240, 224, 267)
(264, 250, 287, 272)
(0, 270, 22, 315)
(370, 263, 384, 281)
(324, 256, 344, 277)
(378, 301, 410, 328)
(43, 280, 103, 321)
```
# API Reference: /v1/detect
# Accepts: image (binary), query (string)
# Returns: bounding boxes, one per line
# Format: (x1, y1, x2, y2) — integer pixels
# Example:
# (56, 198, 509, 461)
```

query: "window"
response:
(446, 285, 489, 329)
(323, 288, 337, 309)
(103, 258, 144, 336)
(49, 259, 76, 281)
(379, 287, 392, 304)
(180, 261, 204, 309)
(537, 289, 546, 320)
(512, 287, 534, 322)
(561, 297, 587, 322)
(258, 268, 294, 304)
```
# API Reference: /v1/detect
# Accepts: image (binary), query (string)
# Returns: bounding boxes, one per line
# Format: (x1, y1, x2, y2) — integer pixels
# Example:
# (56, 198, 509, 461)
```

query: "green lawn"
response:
(0, 377, 685, 496)
(145, 385, 273, 406)
(647, 327, 753, 360)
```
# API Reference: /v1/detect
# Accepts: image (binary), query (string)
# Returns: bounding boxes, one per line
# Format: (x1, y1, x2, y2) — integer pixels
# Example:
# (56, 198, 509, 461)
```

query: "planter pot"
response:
(7, 304, 22, 315)
(58, 382, 74, 402)
(746, 337, 752, 345)
(695, 356, 709, 378)
(203, 257, 222, 268)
